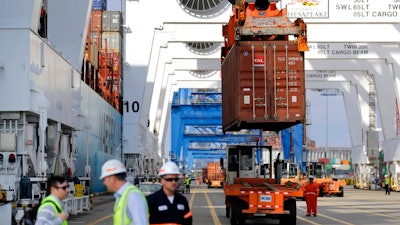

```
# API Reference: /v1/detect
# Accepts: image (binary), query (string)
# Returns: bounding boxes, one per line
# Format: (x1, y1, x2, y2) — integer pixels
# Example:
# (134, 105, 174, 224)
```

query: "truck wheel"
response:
(237, 204, 246, 225)
(280, 198, 296, 225)
(230, 202, 246, 225)
(230, 202, 238, 225)
(337, 187, 344, 197)
(318, 187, 324, 197)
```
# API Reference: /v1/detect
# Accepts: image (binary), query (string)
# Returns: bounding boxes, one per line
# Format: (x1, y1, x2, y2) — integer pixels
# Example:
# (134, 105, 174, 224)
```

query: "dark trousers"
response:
(385, 184, 390, 195)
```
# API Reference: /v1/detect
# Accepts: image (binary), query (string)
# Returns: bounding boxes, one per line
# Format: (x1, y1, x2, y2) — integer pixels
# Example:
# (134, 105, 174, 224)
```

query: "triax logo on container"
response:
(253, 55, 265, 67)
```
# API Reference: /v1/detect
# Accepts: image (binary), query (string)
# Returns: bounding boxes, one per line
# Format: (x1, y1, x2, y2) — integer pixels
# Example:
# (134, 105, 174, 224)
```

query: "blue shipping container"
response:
(92, 0, 107, 10)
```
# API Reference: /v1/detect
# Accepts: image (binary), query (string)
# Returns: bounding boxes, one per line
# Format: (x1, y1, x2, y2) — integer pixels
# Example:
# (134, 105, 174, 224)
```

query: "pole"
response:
(325, 95, 328, 158)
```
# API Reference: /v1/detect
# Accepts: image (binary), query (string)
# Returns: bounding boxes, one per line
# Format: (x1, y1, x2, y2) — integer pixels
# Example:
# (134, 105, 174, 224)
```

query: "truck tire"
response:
(230, 202, 238, 225)
(280, 198, 296, 225)
(337, 187, 344, 197)
(319, 187, 324, 197)
(230, 202, 246, 225)
(237, 204, 246, 225)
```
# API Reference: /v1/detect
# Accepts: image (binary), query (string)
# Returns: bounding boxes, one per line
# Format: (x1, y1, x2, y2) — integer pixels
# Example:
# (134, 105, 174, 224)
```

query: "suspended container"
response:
(222, 41, 305, 132)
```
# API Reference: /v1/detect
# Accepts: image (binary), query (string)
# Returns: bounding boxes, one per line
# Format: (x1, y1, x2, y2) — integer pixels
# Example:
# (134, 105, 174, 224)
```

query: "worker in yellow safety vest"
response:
(35, 175, 70, 225)
(185, 176, 191, 193)
(385, 174, 391, 195)
(100, 159, 149, 225)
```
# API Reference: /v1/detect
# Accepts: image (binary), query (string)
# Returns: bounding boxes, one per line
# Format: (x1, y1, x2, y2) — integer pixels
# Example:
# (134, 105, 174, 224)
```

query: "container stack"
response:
(83, 0, 122, 112)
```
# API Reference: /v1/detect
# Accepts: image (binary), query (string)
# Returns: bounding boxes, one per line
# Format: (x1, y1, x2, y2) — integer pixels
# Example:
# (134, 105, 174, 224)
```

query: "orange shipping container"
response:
(222, 41, 305, 132)
(206, 162, 223, 182)
(91, 10, 102, 33)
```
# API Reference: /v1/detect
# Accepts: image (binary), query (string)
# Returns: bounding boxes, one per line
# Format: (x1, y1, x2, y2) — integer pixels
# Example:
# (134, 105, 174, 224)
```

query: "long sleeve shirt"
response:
(114, 181, 149, 225)
(35, 195, 64, 225)
(146, 189, 192, 225)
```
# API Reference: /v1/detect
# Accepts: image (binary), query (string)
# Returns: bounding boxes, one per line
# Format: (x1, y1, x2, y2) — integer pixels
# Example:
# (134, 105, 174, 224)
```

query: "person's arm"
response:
(127, 192, 149, 225)
(35, 205, 63, 225)
(182, 199, 193, 225)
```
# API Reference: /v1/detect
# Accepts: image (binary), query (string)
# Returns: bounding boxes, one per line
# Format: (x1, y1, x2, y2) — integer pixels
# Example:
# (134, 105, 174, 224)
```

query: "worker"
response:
(304, 175, 319, 217)
(35, 175, 70, 225)
(185, 175, 191, 193)
(99, 159, 149, 225)
(146, 161, 193, 225)
(385, 174, 391, 195)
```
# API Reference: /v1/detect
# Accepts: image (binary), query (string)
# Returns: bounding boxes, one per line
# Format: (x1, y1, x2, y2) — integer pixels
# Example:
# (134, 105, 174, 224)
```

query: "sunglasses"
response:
(164, 177, 180, 182)
(55, 185, 69, 190)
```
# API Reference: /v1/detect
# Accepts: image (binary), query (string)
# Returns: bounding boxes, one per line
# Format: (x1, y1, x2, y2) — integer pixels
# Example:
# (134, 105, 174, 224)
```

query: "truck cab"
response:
(223, 145, 297, 225)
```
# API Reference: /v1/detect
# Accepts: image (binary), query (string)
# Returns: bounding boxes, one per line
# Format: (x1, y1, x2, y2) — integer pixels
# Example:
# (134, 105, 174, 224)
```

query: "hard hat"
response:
(99, 159, 127, 179)
(158, 161, 181, 177)
(308, 175, 314, 179)
(385, 175, 388, 177)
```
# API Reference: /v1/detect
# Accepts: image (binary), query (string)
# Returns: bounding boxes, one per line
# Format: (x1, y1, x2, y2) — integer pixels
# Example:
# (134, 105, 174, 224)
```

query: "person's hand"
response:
(58, 212, 69, 221)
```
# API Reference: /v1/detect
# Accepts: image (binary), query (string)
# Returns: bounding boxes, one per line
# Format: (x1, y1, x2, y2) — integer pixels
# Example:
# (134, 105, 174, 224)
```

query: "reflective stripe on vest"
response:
(38, 195, 68, 225)
(114, 184, 149, 225)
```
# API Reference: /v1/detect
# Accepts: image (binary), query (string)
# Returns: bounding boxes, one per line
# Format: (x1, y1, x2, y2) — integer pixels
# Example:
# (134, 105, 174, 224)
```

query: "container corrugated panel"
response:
(101, 32, 121, 52)
(207, 162, 222, 181)
(92, 0, 107, 10)
(222, 41, 305, 132)
(91, 10, 102, 34)
(90, 32, 101, 46)
(102, 11, 121, 32)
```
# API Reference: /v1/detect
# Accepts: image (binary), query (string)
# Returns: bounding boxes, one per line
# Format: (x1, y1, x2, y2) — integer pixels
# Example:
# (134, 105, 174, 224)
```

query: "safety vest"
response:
(37, 195, 68, 225)
(114, 184, 149, 225)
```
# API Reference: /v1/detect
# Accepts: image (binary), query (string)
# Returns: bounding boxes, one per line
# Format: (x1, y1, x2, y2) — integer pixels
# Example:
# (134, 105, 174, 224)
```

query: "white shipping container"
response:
(101, 32, 121, 53)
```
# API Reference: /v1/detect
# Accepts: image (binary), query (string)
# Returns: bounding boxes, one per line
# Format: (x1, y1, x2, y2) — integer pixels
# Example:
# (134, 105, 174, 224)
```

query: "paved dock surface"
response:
(68, 184, 400, 225)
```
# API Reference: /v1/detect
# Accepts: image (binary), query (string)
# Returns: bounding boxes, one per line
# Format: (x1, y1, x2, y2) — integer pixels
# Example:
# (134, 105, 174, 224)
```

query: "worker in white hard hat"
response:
(384, 174, 391, 195)
(303, 175, 319, 217)
(100, 159, 149, 225)
(146, 161, 193, 225)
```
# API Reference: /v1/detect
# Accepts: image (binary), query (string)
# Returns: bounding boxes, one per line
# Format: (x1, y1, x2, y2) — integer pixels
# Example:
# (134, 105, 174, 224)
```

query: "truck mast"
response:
(221, 0, 309, 224)
(222, 0, 308, 60)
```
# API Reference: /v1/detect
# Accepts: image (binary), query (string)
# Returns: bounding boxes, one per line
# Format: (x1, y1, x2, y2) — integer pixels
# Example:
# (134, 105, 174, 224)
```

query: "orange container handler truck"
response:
(281, 162, 345, 198)
(221, 1, 308, 224)
(204, 162, 224, 188)
(223, 145, 301, 225)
